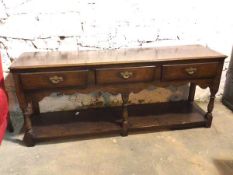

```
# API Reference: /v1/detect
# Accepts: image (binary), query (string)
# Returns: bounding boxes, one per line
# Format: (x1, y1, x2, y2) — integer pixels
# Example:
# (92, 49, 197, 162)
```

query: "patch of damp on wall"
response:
(39, 84, 189, 113)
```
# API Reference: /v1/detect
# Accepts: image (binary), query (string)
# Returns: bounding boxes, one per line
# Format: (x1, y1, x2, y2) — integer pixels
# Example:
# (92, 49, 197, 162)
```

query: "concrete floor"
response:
(1, 102, 233, 175)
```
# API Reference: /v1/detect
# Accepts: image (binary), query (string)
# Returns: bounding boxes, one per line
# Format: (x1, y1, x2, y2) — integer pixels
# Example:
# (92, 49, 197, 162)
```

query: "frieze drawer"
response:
(162, 62, 219, 81)
(96, 66, 160, 85)
(20, 70, 89, 90)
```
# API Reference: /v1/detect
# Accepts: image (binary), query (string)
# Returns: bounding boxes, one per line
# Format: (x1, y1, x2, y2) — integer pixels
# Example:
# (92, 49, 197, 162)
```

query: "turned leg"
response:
(23, 103, 35, 147)
(121, 93, 129, 136)
(205, 87, 217, 128)
(188, 83, 196, 102)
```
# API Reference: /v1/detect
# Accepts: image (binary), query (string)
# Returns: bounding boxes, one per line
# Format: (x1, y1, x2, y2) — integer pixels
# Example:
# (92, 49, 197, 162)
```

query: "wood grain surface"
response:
(10, 45, 226, 70)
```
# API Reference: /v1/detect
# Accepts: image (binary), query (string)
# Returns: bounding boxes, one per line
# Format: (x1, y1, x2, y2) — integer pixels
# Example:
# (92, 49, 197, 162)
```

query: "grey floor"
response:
(1, 102, 233, 175)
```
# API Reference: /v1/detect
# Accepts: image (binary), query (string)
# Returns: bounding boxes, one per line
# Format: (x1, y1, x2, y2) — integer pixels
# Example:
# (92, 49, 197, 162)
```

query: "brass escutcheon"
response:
(185, 67, 197, 75)
(120, 71, 133, 79)
(49, 75, 64, 84)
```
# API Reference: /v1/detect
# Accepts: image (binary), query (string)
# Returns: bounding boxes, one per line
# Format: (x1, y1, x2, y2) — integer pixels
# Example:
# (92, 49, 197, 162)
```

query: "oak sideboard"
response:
(10, 45, 226, 146)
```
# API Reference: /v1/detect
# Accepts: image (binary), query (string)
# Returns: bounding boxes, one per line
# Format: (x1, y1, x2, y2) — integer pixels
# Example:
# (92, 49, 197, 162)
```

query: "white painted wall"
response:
(0, 0, 232, 112)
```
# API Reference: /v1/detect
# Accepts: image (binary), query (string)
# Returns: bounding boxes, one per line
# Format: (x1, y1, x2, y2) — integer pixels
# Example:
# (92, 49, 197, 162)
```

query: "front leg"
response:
(121, 93, 129, 136)
(205, 85, 217, 128)
(188, 83, 196, 102)
(23, 103, 35, 147)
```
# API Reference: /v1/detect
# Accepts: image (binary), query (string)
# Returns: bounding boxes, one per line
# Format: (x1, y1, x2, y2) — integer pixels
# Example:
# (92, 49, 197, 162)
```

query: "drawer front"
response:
(162, 62, 219, 81)
(20, 70, 88, 90)
(96, 66, 159, 85)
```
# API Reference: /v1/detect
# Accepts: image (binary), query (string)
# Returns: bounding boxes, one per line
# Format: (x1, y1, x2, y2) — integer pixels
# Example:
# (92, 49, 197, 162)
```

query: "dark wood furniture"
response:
(222, 47, 233, 110)
(10, 45, 226, 146)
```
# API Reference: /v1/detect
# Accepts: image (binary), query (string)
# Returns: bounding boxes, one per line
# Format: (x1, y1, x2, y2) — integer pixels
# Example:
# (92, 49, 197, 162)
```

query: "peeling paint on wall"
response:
(39, 85, 189, 113)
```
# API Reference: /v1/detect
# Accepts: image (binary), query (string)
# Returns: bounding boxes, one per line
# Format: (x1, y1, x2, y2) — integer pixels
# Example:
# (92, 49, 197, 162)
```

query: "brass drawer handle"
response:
(185, 67, 197, 75)
(120, 71, 133, 79)
(49, 75, 64, 84)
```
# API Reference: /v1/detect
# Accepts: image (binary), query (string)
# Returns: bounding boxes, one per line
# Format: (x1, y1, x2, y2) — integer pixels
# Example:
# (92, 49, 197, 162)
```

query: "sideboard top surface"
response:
(10, 45, 226, 70)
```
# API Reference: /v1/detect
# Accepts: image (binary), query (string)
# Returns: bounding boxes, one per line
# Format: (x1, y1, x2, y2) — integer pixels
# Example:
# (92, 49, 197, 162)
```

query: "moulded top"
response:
(10, 45, 227, 70)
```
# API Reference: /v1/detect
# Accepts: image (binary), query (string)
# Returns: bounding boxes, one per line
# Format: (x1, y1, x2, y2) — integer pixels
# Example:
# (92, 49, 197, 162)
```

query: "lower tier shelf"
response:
(31, 101, 207, 142)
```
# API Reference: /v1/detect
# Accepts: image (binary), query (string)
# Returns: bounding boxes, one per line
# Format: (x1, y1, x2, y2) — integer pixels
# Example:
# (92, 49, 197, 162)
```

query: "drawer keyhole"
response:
(120, 71, 133, 79)
(49, 75, 64, 84)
